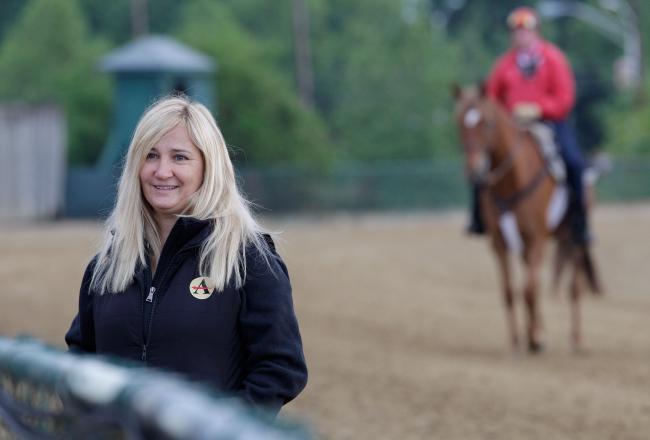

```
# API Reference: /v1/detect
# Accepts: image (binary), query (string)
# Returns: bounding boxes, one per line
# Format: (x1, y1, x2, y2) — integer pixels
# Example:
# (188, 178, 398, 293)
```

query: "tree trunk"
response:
(131, 0, 149, 38)
(292, 0, 315, 107)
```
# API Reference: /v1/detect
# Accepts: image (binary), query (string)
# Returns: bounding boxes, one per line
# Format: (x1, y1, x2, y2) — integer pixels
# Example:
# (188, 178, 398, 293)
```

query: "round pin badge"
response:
(189, 277, 216, 300)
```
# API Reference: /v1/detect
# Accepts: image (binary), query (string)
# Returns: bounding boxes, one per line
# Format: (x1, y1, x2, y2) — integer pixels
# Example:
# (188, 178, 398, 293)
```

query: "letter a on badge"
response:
(189, 277, 215, 300)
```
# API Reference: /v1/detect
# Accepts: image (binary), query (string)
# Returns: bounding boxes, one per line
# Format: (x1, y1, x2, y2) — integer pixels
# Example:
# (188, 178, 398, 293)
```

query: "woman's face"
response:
(139, 123, 204, 221)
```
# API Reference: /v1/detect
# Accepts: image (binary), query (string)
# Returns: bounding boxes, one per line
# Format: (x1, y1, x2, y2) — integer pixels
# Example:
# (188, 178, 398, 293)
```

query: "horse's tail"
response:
(552, 239, 571, 294)
(552, 228, 603, 296)
(579, 244, 603, 295)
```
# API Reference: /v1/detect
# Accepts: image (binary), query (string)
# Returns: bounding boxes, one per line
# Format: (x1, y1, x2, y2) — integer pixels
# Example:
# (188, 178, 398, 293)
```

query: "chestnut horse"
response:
(452, 85, 601, 352)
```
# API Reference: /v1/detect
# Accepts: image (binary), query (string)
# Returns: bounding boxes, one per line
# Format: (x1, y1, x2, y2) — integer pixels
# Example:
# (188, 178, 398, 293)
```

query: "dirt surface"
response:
(1, 204, 649, 439)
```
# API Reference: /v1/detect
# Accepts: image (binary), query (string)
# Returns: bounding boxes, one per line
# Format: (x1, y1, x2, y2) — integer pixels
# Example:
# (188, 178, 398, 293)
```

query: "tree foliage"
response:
(0, 0, 111, 164)
(178, 0, 331, 166)
(311, 0, 461, 159)
(0, 0, 649, 166)
(78, 0, 186, 44)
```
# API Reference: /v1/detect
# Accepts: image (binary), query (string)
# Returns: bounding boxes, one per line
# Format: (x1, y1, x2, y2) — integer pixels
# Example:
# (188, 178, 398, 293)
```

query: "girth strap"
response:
(489, 164, 549, 213)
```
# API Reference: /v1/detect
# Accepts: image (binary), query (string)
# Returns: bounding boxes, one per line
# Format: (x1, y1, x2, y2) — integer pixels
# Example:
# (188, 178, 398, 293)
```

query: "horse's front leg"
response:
(493, 241, 518, 351)
(523, 239, 546, 353)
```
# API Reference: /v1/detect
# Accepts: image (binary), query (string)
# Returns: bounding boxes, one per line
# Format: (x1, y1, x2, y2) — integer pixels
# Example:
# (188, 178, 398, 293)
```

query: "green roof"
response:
(100, 35, 215, 74)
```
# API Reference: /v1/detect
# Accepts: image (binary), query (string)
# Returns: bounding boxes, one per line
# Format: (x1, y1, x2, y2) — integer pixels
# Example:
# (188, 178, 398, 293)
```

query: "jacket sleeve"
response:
(64, 259, 97, 353)
(538, 45, 575, 120)
(237, 238, 308, 414)
(486, 55, 508, 106)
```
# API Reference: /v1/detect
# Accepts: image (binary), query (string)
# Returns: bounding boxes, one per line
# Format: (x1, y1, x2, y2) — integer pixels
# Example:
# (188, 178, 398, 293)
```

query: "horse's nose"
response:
(468, 154, 489, 184)
(469, 170, 484, 185)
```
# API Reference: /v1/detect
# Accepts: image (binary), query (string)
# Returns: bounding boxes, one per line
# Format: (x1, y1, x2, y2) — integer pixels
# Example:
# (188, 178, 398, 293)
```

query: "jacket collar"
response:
(164, 217, 212, 253)
(135, 217, 211, 283)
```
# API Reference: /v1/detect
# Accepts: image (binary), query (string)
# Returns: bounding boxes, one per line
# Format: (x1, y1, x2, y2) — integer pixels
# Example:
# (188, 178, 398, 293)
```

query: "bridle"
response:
(461, 99, 550, 212)
(462, 101, 526, 187)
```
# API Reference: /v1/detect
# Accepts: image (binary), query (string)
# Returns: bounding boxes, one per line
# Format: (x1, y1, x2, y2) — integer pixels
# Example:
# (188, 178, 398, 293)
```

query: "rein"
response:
(483, 128, 525, 187)
(478, 109, 550, 212)
(490, 163, 548, 212)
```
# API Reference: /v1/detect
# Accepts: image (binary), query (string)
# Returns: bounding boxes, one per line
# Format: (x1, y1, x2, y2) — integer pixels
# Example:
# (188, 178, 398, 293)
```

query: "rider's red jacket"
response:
(486, 39, 575, 121)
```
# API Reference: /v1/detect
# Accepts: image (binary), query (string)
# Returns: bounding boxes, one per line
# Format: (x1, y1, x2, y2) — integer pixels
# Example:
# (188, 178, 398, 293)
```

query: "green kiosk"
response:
(65, 35, 215, 217)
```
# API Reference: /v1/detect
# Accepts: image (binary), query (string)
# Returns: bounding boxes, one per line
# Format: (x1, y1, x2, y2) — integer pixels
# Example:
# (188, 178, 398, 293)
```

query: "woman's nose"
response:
(154, 158, 173, 178)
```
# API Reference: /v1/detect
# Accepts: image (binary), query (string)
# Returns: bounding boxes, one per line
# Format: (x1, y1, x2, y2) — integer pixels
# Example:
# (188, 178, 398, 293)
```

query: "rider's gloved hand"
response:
(513, 102, 541, 123)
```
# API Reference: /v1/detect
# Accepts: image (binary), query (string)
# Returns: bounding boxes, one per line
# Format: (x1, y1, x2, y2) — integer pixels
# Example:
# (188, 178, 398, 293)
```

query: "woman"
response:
(65, 96, 307, 414)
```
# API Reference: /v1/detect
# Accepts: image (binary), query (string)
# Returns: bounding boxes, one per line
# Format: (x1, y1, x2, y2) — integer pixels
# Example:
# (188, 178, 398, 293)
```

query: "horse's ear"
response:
(478, 80, 488, 98)
(451, 83, 462, 100)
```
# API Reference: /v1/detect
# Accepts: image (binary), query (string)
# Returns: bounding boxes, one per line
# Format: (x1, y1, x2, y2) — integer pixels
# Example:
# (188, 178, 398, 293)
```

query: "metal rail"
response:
(0, 337, 311, 440)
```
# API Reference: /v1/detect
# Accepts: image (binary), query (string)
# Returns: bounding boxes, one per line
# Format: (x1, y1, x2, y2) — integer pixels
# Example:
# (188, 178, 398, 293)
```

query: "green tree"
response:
(599, 86, 650, 155)
(0, 0, 111, 165)
(311, 0, 461, 160)
(0, 0, 26, 42)
(178, 0, 332, 166)
(79, 0, 187, 44)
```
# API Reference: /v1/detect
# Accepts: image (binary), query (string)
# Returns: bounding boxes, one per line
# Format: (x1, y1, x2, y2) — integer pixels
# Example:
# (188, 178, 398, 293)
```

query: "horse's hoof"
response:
(528, 341, 545, 354)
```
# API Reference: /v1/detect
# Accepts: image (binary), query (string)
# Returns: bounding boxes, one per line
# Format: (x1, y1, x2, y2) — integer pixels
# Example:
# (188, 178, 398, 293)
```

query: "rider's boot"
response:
(570, 199, 591, 245)
(466, 185, 486, 235)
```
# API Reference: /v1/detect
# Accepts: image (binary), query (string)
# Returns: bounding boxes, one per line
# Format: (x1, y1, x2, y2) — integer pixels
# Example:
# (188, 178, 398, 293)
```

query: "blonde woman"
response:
(65, 96, 307, 414)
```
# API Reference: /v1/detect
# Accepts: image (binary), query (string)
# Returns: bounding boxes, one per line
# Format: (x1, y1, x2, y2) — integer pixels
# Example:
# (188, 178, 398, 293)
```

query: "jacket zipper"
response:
(142, 286, 156, 361)
(141, 244, 200, 362)
(146, 286, 156, 302)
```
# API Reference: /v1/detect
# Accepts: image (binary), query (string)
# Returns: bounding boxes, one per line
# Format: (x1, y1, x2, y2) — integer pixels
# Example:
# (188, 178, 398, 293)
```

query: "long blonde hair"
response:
(91, 96, 268, 294)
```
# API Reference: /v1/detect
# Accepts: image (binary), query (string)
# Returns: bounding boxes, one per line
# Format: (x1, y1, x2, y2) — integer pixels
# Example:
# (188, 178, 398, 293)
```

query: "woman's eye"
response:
(174, 154, 188, 161)
(146, 152, 158, 160)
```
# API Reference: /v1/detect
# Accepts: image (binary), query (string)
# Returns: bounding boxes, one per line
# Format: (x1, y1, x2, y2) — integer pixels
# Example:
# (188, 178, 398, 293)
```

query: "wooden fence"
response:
(0, 104, 65, 221)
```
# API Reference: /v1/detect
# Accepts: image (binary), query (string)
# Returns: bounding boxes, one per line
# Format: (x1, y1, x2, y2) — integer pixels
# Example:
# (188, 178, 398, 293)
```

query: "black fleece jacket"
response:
(65, 218, 307, 414)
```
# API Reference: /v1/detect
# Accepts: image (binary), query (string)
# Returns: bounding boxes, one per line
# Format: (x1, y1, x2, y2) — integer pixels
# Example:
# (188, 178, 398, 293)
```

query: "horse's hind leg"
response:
(494, 245, 518, 350)
(570, 250, 584, 352)
(552, 239, 571, 297)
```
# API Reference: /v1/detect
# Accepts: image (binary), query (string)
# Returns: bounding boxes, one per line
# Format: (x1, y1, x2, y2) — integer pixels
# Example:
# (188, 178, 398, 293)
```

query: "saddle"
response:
(527, 122, 566, 182)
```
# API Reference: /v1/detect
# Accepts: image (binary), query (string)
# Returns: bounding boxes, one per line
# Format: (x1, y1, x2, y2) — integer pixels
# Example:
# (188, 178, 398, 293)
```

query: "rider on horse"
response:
(468, 6, 591, 245)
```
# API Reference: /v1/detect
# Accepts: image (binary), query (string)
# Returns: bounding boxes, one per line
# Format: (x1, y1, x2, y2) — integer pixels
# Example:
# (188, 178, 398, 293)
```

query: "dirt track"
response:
(1, 204, 649, 439)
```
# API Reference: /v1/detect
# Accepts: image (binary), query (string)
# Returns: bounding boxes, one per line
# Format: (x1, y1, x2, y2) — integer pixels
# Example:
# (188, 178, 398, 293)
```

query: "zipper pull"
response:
(146, 286, 156, 302)
(142, 344, 147, 361)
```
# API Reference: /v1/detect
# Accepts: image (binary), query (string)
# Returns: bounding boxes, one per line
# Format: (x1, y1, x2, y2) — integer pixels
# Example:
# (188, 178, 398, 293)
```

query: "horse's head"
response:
(452, 83, 499, 184)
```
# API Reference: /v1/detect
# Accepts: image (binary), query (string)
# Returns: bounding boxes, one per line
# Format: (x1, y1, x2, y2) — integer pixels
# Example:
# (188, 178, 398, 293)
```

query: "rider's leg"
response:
(467, 184, 486, 234)
(552, 119, 590, 244)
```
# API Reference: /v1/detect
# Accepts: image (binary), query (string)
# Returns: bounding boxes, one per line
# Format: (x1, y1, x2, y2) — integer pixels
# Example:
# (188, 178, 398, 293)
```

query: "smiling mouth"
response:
(153, 185, 178, 190)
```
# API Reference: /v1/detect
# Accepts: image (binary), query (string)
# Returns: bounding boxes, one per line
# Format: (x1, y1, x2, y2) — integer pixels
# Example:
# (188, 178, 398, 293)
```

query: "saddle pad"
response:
(546, 184, 568, 231)
(529, 122, 566, 182)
